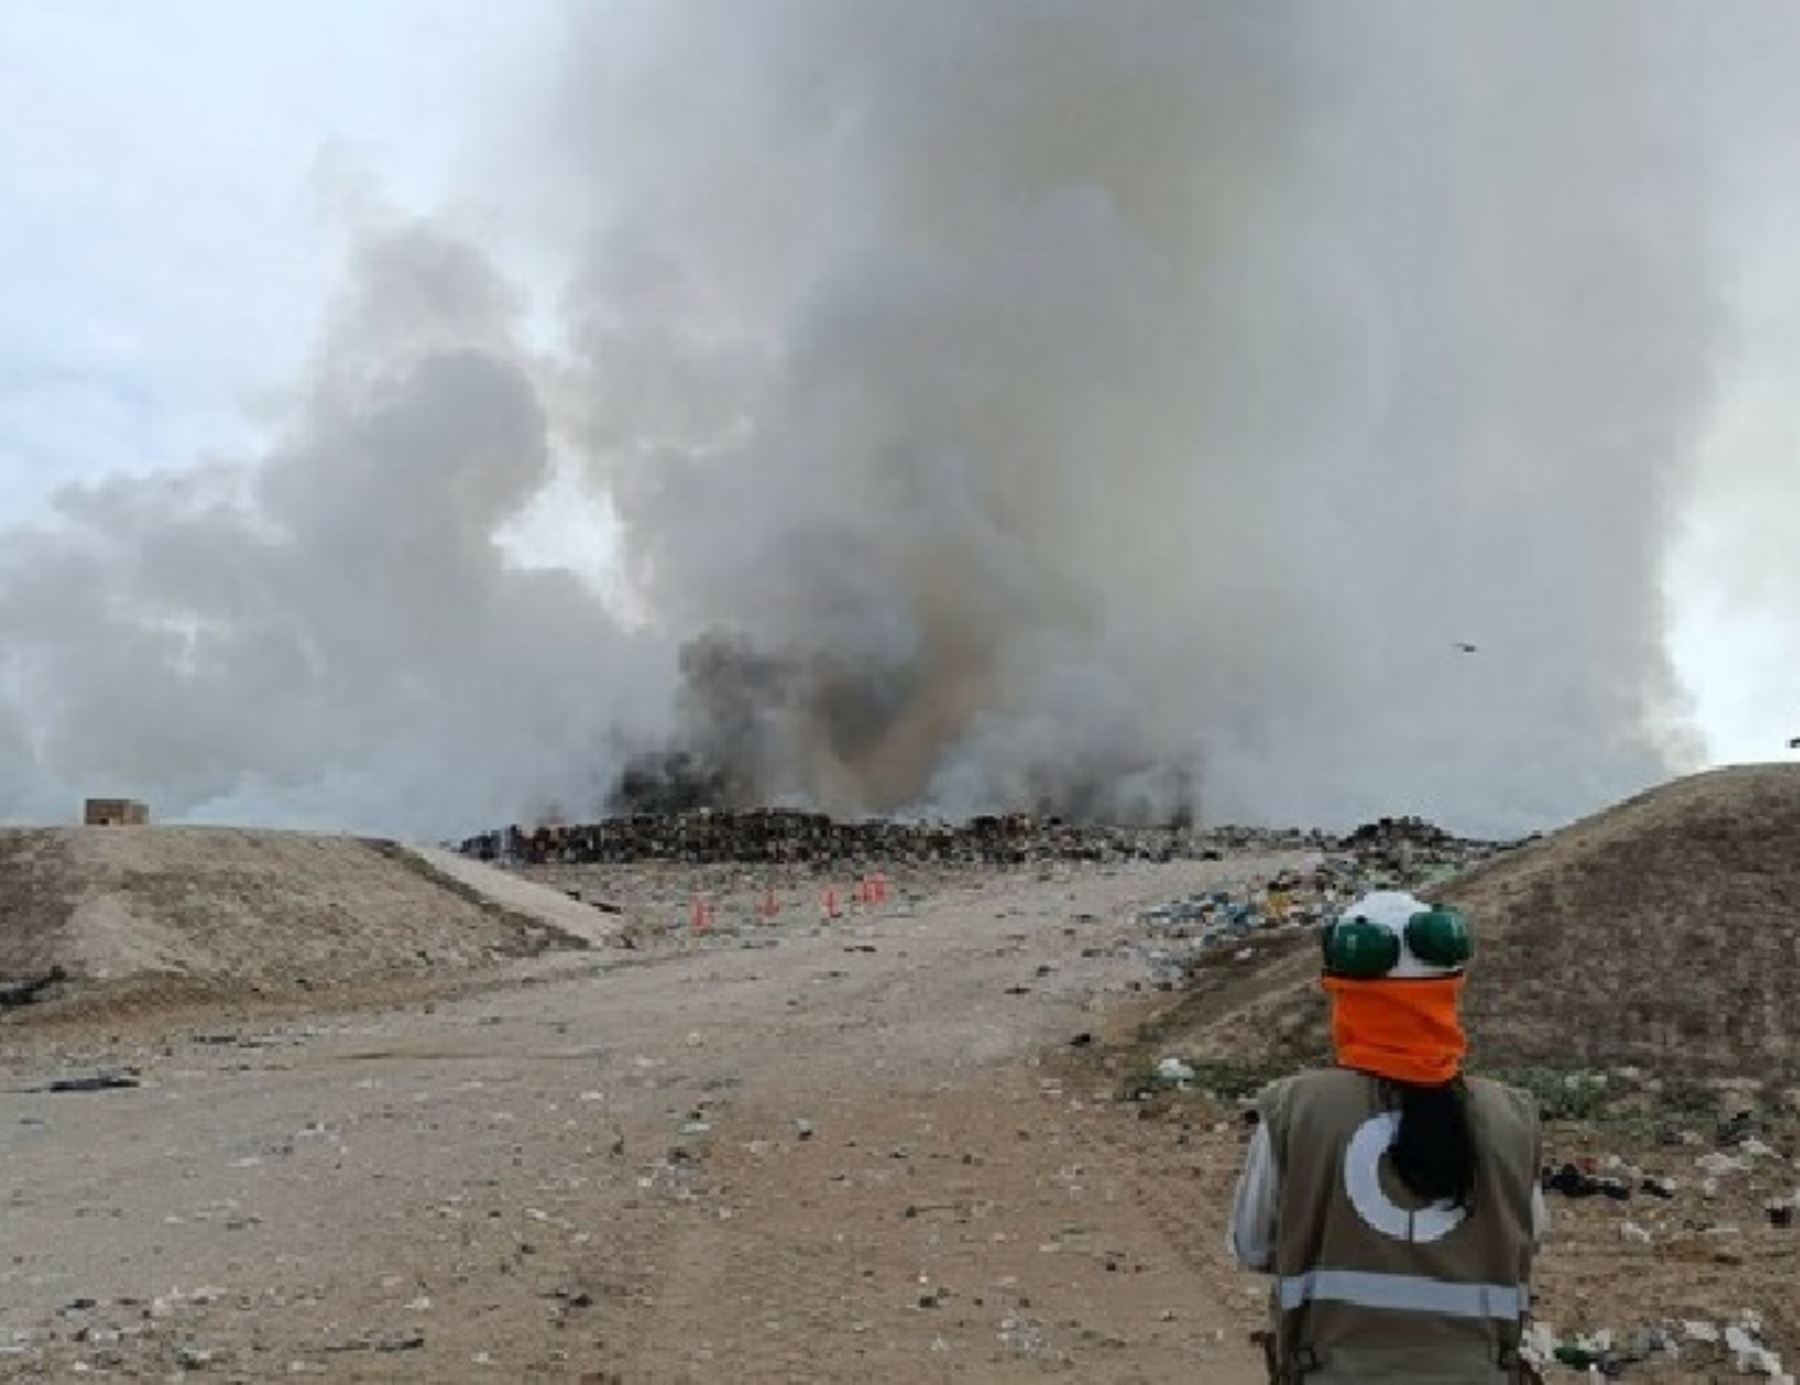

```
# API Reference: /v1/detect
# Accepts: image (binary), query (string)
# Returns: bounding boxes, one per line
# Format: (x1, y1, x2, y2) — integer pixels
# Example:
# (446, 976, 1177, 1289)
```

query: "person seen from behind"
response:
(1228, 891, 1546, 1382)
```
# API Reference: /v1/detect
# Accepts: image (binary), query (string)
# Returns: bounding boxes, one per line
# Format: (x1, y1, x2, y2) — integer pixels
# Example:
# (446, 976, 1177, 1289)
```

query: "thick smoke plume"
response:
(0, 3, 1765, 837)
(565, 1, 1720, 832)
(0, 229, 664, 834)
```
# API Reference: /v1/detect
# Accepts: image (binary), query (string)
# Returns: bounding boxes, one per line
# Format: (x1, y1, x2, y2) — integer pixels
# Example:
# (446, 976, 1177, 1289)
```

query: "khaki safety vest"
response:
(1259, 1068, 1540, 1383)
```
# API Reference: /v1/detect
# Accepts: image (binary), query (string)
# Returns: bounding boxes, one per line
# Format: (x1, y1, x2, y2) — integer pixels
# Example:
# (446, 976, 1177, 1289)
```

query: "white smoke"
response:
(551, 1, 1723, 833)
(0, 225, 663, 837)
(2, 2, 1777, 837)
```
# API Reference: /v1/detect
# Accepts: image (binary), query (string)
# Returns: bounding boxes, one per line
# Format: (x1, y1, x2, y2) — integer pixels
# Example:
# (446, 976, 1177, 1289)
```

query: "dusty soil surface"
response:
(1154, 764, 1800, 1083)
(0, 855, 1298, 1381)
(1448, 763, 1800, 1076)
(2, 844, 1795, 1381)
(0, 829, 608, 1015)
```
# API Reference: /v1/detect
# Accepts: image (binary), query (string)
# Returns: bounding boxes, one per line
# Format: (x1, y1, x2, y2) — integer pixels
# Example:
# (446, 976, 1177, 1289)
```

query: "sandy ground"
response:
(0, 854, 1301, 1382)
(0, 829, 607, 1007)
(5, 845, 1795, 1381)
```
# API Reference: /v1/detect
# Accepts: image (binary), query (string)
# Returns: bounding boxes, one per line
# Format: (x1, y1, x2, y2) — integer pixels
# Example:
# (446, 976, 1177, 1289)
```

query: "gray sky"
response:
(2, 1, 1797, 838)
(2, 2, 528, 485)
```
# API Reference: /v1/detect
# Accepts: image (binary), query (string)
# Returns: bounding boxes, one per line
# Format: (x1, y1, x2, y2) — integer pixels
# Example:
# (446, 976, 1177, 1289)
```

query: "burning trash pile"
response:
(458, 809, 1210, 869)
(1131, 819, 1510, 983)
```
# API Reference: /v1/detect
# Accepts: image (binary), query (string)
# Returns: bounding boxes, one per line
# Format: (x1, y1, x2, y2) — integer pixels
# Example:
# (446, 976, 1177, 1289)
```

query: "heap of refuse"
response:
(457, 807, 1503, 879)
(1344, 814, 1460, 848)
(457, 810, 1239, 868)
(1340, 814, 1508, 880)
(1132, 825, 1510, 983)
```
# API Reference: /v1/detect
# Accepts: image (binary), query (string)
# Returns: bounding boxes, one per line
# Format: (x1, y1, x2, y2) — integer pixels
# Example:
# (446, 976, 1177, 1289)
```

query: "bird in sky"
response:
(1452, 642, 1479, 654)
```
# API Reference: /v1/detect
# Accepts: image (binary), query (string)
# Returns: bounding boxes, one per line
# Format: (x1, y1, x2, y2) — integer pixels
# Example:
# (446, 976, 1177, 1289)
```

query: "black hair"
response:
(1388, 1077, 1477, 1209)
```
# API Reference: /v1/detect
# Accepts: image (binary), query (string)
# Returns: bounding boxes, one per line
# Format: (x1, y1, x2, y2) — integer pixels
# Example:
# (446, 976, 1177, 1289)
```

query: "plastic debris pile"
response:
(1131, 821, 1509, 982)
(1132, 863, 1347, 985)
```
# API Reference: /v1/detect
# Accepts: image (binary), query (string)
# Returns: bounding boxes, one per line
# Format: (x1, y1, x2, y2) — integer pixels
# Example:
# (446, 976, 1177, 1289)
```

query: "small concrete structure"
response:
(84, 798, 149, 827)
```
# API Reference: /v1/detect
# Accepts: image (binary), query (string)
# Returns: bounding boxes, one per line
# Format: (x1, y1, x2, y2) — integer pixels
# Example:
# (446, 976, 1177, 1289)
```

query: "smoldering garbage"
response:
(458, 810, 1504, 874)
(457, 809, 1509, 984)
(461, 809, 1303, 869)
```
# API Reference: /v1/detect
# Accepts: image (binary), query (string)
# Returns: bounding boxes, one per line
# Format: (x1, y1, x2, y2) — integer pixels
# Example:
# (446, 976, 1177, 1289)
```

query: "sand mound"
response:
(1163, 764, 1800, 1080)
(0, 827, 613, 1009)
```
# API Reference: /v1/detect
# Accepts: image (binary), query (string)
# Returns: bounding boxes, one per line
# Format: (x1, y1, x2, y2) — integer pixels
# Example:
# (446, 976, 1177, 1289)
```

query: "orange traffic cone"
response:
(822, 887, 842, 921)
(690, 892, 713, 932)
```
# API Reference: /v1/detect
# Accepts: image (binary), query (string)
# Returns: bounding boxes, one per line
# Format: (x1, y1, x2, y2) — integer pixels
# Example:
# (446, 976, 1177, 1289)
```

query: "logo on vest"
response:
(1344, 1111, 1468, 1243)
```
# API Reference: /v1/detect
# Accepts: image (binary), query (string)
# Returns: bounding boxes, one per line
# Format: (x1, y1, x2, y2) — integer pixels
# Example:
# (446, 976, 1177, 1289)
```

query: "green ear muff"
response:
(1405, 906, 1472, 969)
(1322, 917, 1402, 979)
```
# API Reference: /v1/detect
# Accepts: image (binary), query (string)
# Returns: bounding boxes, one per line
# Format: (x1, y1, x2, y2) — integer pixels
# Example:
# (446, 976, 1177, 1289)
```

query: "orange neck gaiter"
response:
(1323, 975, 1467, 1087)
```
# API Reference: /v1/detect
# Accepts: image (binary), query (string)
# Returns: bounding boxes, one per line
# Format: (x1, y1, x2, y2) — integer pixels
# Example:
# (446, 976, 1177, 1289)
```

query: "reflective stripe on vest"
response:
(1278, 1269, 1525, 1321)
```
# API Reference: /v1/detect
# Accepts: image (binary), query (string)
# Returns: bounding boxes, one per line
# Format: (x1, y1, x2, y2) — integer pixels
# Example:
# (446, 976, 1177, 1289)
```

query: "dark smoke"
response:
(614, 631, 1199, 824)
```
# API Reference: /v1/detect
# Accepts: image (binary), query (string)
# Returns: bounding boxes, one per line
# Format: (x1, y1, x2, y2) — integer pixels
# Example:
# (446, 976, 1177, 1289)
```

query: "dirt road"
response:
(0, 855, 1299, 1381)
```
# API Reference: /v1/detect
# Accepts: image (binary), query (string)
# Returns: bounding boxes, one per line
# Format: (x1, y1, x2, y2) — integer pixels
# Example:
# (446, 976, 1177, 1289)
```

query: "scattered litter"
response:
(1129, 822, 1508, 982)
(1529, 1315, 1788, 1381)
(1697, 1150, 1751, 1178)
(0, 968, 67, 1009)
(1542, 1163, 1631, 1201)
(1724, 1319, 1789, 1379)
(319, 1331, 428, 1356)
(1155, 1058, 1196, 1086)
(17, 1072, 142, 1095)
